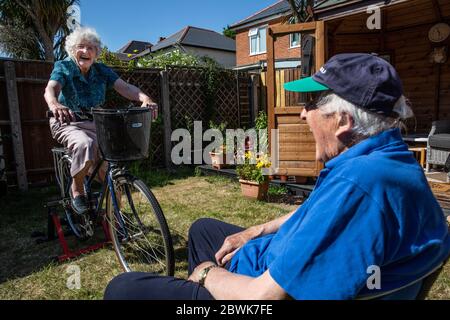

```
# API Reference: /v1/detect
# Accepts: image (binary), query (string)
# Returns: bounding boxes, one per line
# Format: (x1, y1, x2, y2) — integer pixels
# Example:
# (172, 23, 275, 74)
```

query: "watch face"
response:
(429, 23, 450, 43)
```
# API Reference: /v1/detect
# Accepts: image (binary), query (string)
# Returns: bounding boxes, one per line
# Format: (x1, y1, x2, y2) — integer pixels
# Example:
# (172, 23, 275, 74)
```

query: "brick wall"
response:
(236, 18, 301, 67)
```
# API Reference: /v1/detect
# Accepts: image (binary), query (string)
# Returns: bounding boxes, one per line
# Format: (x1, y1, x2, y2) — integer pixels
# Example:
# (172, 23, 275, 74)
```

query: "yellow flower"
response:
(133, 49, 139, 53)
(127, 53, 133, 57)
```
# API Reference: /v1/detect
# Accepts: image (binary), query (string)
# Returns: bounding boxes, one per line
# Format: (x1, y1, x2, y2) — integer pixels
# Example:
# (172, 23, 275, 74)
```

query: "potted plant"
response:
(208, 121, 232, 170)
(236, 151, 271, 200)
(210, 144, 229, 170)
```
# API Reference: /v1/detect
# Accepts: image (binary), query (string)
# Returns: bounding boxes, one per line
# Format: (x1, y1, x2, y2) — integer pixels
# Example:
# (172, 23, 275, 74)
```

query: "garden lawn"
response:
(0, 169, 448, 300)
(0, 171, 295, 300)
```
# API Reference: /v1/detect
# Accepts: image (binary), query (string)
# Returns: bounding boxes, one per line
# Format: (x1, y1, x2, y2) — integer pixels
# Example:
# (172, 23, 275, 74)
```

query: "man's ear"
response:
(335, 112, 354, 139)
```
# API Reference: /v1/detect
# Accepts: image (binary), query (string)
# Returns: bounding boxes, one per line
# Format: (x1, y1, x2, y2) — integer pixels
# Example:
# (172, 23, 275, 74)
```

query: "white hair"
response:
(65, 27, 102, 60)
(317, 92, 414, 139)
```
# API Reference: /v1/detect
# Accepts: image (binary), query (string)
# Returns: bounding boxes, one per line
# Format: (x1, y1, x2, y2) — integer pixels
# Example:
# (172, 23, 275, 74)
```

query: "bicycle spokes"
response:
(107, 179, 173, 274)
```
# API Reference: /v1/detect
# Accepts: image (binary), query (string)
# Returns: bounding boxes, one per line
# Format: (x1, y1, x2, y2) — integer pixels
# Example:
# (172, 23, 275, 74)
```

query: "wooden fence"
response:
(0, 59, 256, 189)
(261, 68, 306, 109)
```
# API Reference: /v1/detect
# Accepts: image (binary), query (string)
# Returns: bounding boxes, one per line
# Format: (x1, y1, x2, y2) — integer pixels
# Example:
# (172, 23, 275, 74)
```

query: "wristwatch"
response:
(199, 264, 218, 286)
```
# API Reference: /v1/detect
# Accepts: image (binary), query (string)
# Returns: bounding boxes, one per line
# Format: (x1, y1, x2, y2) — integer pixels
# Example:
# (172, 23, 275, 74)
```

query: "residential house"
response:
(229, 0, 302, 71)
(114, 40, 152, 62)
(136, 26, 236, 68)
(248, 0, 450, 180)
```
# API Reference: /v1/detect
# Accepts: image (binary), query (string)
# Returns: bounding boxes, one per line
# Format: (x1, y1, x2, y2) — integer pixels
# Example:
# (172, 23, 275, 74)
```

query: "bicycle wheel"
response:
(60, 156, 92, 239)
(106, 176, 174, 276)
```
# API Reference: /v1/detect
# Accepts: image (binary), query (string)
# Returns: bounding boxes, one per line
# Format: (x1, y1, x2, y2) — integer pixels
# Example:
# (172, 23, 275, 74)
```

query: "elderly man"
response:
(104, 53, 450, 300)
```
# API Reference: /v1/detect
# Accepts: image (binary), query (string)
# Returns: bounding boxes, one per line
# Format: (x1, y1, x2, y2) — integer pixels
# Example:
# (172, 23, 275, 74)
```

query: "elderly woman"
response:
(44, 27, 157, 214)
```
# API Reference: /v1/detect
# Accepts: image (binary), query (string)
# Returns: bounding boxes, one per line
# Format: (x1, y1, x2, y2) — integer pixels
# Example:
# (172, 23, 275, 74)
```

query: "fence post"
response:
(160, 70, 173, 170)
(5, 61, 28, 191)
(251, 74, 260, 125)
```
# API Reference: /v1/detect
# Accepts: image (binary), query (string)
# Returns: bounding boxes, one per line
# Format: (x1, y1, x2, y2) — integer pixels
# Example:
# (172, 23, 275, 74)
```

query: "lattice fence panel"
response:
(213, 71, 239, 128)
(106, 68, 162, 108)
(168, 67, 208, 129)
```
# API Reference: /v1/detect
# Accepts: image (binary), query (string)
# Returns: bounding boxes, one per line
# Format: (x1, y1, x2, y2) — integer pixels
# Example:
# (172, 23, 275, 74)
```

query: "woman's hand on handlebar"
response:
(141, 98, 158, 120)
(50, 103, 76, 124)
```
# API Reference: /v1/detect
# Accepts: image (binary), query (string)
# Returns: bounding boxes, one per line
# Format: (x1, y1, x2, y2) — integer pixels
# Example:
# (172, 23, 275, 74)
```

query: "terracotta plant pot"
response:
(209, 150, 234, 170)
(239, 179, 269, 201)
(210, 151, 226, 170)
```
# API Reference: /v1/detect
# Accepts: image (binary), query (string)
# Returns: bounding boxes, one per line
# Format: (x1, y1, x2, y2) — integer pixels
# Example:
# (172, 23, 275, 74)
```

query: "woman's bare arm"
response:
(44, 80, 75, 123)
(113, 78, 158, 118)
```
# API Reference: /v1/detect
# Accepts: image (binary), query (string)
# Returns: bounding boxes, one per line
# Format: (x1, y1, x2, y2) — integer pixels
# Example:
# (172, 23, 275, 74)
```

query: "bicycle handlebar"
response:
(47, 104, 152, 121)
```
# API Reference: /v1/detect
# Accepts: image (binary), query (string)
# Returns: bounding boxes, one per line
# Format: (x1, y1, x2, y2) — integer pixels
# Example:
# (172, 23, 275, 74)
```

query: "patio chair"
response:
(357, 258, 448, 300)
(426, 120, 450, 182)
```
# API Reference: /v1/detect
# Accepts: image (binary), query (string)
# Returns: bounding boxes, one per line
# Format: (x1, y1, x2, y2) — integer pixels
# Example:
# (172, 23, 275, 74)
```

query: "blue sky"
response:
(80, 0, 276, 51)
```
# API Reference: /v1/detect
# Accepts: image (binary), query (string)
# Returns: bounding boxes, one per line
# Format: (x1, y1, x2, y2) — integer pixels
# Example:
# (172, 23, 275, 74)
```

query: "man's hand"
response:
(50, 103, 75, 124)
(215, 226, 263, 267)
(188, 261, 217, 283)
(141, 98, 158, 120)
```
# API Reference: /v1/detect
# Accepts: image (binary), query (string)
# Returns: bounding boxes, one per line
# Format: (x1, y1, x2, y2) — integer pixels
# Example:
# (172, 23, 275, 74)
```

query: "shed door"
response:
(267, 21, 326, 178)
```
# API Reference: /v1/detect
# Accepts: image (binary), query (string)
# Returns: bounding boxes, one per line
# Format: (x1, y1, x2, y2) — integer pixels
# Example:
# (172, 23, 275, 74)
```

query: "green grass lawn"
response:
(0, 169, 448, 300)
(0, 170, 295, 299)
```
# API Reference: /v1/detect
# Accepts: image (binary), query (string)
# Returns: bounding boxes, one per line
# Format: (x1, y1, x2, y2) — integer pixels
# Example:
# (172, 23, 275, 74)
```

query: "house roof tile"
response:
(230, 1, 354, 30)
(117, 40, 152, 54)
(151, 26, 235, 52)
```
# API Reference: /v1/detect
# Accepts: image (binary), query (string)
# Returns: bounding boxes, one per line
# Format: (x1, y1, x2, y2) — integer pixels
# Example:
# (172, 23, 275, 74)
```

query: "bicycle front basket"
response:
(93, 107, 151, 162)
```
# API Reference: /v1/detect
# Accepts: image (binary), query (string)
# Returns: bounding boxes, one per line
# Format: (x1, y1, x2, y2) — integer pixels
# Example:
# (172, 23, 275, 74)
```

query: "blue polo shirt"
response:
(49, 58, 119, 112)
(229, 128, 450, 299)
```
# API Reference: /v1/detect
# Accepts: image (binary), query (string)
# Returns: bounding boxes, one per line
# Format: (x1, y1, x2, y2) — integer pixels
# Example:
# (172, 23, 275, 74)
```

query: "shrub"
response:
(138, 49, 200, 68)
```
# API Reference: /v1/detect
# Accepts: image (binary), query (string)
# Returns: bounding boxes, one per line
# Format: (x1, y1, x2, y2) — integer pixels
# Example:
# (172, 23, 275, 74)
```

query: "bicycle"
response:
(48, 107, 175, 276)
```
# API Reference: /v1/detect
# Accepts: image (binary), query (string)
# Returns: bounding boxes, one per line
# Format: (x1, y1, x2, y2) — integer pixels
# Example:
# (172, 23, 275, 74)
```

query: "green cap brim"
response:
(283, 76, 329, 92)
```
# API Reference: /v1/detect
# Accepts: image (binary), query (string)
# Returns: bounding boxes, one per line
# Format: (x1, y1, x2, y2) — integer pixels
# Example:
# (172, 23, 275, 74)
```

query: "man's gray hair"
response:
(317, 92, 414, 139)
(65, 27, 102, 60)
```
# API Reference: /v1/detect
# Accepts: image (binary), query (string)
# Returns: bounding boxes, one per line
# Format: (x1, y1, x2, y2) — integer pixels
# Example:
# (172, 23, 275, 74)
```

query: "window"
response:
(249, 27, 267, 55)
(290, 32, 301, 48)
(287, 16, 301, 48)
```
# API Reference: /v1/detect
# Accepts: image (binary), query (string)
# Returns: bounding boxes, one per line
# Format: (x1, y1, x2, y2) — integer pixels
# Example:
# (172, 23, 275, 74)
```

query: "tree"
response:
(0, 0, 78, 61)
(287, 0, 315, 23)
(222, 25, 236, 40)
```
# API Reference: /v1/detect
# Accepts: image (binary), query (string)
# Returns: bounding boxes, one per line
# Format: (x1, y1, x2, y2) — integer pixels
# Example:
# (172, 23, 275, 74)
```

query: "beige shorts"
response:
(49, 118, 104, 178)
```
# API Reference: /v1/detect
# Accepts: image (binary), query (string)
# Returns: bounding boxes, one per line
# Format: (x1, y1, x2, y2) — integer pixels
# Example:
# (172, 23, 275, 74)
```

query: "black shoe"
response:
(72, 195, 89, 214)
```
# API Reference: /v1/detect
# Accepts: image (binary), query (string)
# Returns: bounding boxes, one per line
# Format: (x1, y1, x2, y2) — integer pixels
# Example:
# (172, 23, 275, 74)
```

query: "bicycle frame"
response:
(84, 159, 129, 239)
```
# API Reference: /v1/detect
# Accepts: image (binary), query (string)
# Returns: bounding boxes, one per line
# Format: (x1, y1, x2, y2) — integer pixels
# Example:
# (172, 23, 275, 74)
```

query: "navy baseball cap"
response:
(284, 53, 404, 116)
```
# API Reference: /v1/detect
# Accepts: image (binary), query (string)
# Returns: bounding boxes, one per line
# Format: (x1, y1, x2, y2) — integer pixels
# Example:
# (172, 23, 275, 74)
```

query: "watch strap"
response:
(199, 264, 218, 286)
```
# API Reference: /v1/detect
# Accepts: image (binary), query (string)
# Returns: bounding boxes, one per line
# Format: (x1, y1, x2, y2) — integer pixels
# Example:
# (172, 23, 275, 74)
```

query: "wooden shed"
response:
(267, 0, 450, 179)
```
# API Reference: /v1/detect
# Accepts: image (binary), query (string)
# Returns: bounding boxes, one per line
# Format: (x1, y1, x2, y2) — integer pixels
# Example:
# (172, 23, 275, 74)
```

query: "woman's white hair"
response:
(317, 92, 414, 140)
(65, 27, 102, 60)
